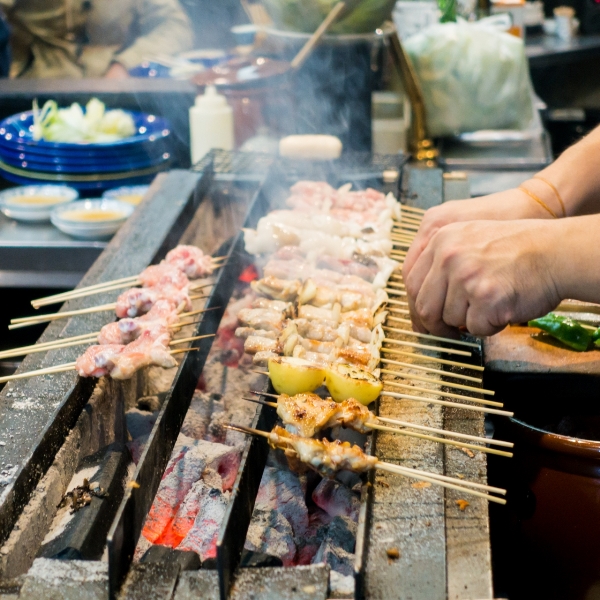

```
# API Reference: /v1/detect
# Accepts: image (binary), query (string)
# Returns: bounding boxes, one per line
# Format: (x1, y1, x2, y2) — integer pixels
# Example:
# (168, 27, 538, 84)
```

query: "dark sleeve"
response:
(0, 10, 10, 78)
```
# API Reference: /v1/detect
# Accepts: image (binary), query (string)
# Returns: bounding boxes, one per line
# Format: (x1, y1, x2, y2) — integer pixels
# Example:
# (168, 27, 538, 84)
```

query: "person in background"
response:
(0, 8, 9, 77)
(403, 125, 600, 338)
(0, 0, 193, 78)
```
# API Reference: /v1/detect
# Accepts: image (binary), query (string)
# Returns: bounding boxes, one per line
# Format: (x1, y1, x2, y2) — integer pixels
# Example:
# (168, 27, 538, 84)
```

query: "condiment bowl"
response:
(0, 184, 78, 222)
(51, 199, 134, 239)
(102, 185, 150, 206)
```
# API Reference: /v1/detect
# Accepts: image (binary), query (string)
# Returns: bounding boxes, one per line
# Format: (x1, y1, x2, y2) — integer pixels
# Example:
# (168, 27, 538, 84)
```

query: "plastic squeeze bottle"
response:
(189, 85, 234, 164)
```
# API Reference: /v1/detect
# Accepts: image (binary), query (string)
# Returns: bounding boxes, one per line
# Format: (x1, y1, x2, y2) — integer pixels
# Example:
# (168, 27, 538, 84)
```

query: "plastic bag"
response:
(403, 17, 535, 137)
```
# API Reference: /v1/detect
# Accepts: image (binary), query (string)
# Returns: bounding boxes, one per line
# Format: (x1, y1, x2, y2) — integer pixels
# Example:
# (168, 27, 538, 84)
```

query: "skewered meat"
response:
(234, 327, 277, 340)
(115, 286, 191, 319)
(268, 426, 378, 478)
(138, 263, 189, 290)
(251, 298, 293, 316)
(251, 276, 301, 302)
(237, 308, 285, 333)
(98, 319, 171, 346)
(166, 245, 215, 279)
(110, 330, 176, 380)
(75, 344, 124, 377)
(276, 394, 376, 438)
(244, 336, 281, 355)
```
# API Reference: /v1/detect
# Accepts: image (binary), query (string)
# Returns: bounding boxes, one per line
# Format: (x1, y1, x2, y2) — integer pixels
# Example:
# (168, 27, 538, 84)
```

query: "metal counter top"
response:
(526, 33, 600, 68)
(0, 212, 105, 288)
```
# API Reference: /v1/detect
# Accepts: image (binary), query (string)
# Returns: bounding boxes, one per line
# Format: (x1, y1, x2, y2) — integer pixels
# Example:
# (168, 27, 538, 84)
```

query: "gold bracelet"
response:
(517, 185, 559, 219)
(533, 176, 567, 218)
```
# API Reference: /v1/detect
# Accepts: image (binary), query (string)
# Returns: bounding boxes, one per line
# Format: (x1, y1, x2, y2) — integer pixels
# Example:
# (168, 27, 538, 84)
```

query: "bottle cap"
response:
(195, 85, 228, 108)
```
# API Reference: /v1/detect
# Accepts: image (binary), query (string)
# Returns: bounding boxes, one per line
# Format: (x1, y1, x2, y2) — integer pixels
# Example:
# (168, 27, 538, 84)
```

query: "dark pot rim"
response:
(511, 417, 600, 459)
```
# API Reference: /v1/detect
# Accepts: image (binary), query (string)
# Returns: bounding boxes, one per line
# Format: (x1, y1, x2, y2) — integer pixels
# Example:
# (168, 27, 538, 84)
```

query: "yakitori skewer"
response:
(386, 299, 409, 307)
(31, 249, 226, 307)
(381, 389, 512, 417)
(0, 335, 213, 384)
(387, 281, 406, 289)
(9, 295, 209, 330)
(0, 318, 203, 360)
(247, 392, 512, 457)
(383, 337, 471, 357)
(382, 346, 484, 372)
(225, 424, 506, 504)
(383, 325, 479, 350)
(385, 287, 407, 296)
(32, 280, 214, 309)
(380, 357, 482, 383)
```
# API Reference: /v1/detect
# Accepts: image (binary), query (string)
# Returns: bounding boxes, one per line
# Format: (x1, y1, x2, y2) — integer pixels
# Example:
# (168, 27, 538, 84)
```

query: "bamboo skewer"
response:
(381, 368, 494, 397)
(383, 337, 472, 357)
(380, 357, 482, 383)
(9, 296, 210, 329)
(385, 288, 407, 297)
(375, 463, 506, 504)
(386, 299, 409, 307)
(382, 378, 501, 406)
(243, 395, 509, 457)
(383, 325, 480, 349)
(0, 336, 214, 385)
(225, 424, 505, 504)
(30, 256, 227, 307)
(399, 205, 426, 214)
(382, 346, 484, 372)
(381, 390, 513, 417)
(31, 280, 214, 309)
(0, 318, 204, 360)
(387, 281, 406, 289)
(252, 391, 510, 449)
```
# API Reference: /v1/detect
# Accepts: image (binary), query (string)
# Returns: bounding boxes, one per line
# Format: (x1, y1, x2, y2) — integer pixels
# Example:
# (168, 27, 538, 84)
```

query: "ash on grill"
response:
(132, 266, 361, 596)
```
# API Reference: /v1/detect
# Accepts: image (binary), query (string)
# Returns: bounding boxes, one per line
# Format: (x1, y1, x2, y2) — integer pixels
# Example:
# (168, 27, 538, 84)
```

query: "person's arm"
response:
(404, 124, 600, 278)
(110, 0, 193, 73)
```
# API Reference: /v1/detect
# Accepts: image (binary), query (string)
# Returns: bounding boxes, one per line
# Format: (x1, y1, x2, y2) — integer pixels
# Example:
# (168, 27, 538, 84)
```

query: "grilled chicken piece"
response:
(138, 263, 189, 290)
(115, 286, 190, 319)
(268, 426, 378, 478)
(234, 327, 277, 340)
(110, 330, 176, 380)
(243, 336, 281, 355)
(237, 308, 285, 333)
(251, 276, 301, 302)
(165, 245, 215, 279)
(75, 344, 124, 378)
(277, 394, 376, 438)
(251, 298, 293, 316)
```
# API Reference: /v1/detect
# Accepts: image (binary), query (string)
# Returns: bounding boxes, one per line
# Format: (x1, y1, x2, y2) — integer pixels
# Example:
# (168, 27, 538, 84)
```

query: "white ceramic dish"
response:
(102, 185, 150, 206)
(51, 199, 134, 239)
(0, 185, 78, 222)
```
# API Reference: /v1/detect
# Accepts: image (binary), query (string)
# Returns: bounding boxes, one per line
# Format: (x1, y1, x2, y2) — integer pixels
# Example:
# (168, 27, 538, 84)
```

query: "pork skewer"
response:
(0, 334, 214, 384)
(225, 424, 506, 505)
(31, 246, 226, 307)
(244, 393, 513, 457)
(9, 290, 209, 329)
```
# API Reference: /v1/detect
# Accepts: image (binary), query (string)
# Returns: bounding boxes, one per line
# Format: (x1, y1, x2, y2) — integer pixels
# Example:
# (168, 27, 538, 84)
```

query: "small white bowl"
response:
(0, 185, 78, 222)
(51, 199, 134, 239)
(102, 185, 149, 206)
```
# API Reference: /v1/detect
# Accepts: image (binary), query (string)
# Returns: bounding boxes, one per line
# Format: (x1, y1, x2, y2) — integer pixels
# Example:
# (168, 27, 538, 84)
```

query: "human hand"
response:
(403, 186, 557, 281)
(105, 62, 129, 79)
(403, 219, 561, 337)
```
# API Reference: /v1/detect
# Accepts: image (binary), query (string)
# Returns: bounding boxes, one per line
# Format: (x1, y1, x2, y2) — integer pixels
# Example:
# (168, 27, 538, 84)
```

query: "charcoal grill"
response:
(0, 151, 493, 600)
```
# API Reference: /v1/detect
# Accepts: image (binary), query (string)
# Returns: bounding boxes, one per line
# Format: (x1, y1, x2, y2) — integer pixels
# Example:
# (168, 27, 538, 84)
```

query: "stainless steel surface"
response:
(467, 170, 538, 197)
(526, 33, 600, 67)
(438, 130, 553, 171)
(0, 213, 105, 288)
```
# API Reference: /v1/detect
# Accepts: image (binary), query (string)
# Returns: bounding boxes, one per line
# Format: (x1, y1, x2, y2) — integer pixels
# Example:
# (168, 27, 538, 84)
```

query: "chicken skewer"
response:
(245, 392, 513, 457)
(0, 333, 214, 384)
(226, 424, 506, 505)
(31, 246, 226, 307)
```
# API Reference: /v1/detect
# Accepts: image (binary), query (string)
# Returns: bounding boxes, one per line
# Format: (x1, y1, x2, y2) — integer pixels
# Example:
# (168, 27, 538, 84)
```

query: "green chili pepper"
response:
(528, 313, 592, 352)
(592, 327, 600, 347)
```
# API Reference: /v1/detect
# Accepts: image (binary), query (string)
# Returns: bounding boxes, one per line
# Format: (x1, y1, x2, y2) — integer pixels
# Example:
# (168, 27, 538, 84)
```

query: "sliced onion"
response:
(325, 363, 382, 405)
(268, 357, 326, 395)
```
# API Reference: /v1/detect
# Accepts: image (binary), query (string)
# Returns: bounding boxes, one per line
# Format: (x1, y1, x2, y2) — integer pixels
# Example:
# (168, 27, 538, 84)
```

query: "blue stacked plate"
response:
(0, 111, 172, 192)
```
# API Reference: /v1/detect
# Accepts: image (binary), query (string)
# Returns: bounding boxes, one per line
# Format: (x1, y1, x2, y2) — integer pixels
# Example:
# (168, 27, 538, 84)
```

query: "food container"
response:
(0, 184, 78, 222)
(103, 185, 150, 206)
(51, 199, 134, 239)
